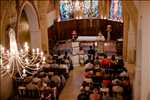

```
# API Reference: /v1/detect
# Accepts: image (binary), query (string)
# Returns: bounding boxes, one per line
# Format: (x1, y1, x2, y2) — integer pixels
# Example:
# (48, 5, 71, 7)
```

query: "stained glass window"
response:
(82, 0, 99, 18)
(110, 0, 122, 21)
(91, 0, 99, 17)
(59, 0, 99, 20)
(83, 0, 91, 17)
(60, 0, 73, 20)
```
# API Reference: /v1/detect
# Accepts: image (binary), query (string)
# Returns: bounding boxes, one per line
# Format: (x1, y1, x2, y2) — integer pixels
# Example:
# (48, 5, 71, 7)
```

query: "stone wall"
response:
(0, 0, 17, 48)
(0, 75, 13, 100)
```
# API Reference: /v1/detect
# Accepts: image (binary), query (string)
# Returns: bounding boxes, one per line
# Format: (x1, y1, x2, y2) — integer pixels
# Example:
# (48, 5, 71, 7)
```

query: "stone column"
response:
(133, 15, 141, 100)
(122, 1, 129, 61)
(125, 1, 138, 64)
(127, 20, 136, 63)
(138, 2, 150, 100)
(38, 0, 49, 53)
(134, 1, 150, 100)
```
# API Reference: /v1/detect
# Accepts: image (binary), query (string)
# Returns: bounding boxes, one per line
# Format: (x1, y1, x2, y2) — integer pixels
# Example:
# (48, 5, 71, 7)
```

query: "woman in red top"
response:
(101, 55, 110, 67)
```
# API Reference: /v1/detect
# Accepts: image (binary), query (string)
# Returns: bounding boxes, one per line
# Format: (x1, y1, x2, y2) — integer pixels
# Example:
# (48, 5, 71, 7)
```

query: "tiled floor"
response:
(59, 66, 84, 100)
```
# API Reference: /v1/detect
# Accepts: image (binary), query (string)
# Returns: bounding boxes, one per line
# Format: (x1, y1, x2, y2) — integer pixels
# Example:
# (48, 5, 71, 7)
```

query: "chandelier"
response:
(0, 28, 46, 79)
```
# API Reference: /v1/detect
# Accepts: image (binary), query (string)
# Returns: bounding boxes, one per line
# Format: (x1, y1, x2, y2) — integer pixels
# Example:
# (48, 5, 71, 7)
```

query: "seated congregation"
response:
(78, 55, 131, 100)
(12, 52, 73, 100)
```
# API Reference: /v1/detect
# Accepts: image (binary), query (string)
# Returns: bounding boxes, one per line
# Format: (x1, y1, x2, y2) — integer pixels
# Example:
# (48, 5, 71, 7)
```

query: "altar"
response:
(97, 40, 117, 56)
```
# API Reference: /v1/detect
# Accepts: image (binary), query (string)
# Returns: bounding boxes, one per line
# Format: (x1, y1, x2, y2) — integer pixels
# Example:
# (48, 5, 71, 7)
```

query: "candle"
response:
(36, 48, 39, 54)
(40, 51, 43, 57)
(1, 47, 5, 53)
(6, 65, 10, 72)
(42, 56, 46, 64)
(32, 49, 35, 55)
(36, 63, 39, 70)
(23, 69, 26, 74)
(6, 50, 9, 54)
(20, 49, 23, 53)
(25, 58, 29, 64)
(24, 42, 29, 52)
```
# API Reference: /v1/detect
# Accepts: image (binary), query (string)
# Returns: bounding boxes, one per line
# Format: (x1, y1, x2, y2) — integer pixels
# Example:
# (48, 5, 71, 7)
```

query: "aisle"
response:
(59, 66, 84, 100)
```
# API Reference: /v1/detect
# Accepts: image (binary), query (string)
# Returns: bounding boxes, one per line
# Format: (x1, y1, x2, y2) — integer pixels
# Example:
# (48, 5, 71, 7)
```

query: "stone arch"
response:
(17, 1, 42, 49)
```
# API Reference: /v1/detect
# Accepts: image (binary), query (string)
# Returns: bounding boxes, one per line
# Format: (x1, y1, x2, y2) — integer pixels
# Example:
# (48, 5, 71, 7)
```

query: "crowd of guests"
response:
(13, 52, 73, 100)
(12, 43, 131, 100)
(78, 53, 131, 100)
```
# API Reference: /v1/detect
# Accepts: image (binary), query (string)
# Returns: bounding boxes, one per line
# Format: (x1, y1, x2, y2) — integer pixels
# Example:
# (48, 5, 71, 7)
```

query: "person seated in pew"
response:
(46, 54, 53, 64)
(40, 80, 48, 91)
(51, 73, 61, 88)
(56, 51, 62, 64)
(94, 64, 100, 70)
(23, 75, 33, 84)
(32, 73, 41, 83)
(84, 60, 94, 70)
(42, 73, 50, 83)
(41, 88, 52, 100)
(92, 68, 103, 77)
(80, 81, 93, 93)
(113, 59, 127, 74)
(63, 53, 73, 71)
(100, 83, 110, 99)
(40, 80, 52, 100)
(89, 88, 100, 100)
(101, 55, 110, 67)
(78, 90, 89, 100)
(83, 77, 93, 84)
(122, 77, 130, 87)
(83, 69, 93, 78)
(94, 56, 100, 65)
(102, 75, 112, 87)
(26, 81, 40, 95)
(119, 70, 129, 77)
(112, 81, 124, 96)
(59, 60, 69, 73)
(112, 78, 121, 85)
(110, 55, 117, 67)
(50, 60, 59, 68)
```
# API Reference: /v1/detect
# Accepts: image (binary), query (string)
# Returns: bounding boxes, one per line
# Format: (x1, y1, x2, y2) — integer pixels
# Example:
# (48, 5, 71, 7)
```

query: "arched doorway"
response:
(17, 1, 42, 49)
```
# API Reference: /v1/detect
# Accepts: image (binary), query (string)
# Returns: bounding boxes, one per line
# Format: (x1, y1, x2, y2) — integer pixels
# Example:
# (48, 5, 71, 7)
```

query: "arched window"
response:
(82, 0, 99, 18)
(59, 0, 99, 20)
(59, 0, 73, 20)
(109, 0, 122, 21)
(91, 0, 99, 17)
(83, 0, 91, 17)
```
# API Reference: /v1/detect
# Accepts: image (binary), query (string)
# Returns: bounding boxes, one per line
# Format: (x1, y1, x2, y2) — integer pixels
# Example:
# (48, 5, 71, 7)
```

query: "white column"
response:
(135, 1, 150, 100)
(134, 15, 142, 100)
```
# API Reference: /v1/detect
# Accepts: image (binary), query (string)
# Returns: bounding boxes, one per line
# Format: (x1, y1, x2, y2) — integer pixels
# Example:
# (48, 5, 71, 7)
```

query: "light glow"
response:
(0, 28, 46, 79)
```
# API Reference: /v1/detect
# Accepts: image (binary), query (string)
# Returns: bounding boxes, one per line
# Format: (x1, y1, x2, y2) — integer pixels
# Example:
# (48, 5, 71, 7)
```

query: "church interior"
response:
(0, 0, 150, 100)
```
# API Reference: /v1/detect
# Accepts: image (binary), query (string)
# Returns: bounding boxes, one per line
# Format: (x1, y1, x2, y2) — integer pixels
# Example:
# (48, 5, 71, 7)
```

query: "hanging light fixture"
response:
(0, 28, 46, 79)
